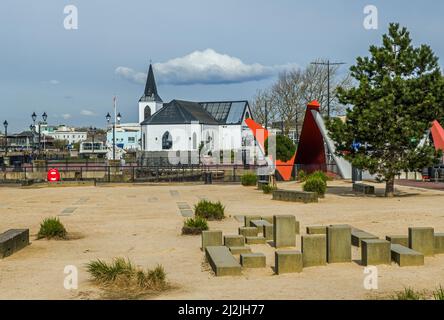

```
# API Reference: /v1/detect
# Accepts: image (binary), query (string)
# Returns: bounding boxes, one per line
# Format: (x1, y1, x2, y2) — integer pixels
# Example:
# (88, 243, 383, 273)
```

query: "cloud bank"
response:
(115, 49, 297, 85)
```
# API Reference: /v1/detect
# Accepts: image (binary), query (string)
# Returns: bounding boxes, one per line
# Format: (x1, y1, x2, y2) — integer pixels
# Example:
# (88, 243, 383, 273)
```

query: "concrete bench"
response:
(409, 227, 434, 256)
(306, 226, 327, 235)
(224, 235, 245, 248)
(240, 253, 266, 268)
(352, 183, 375, 195)
(361, 239, 391, 266)
(244, 215, 261, 227)
(390, 244, 424, 267)
(435, 233, 444, 254)
(201, 230, 223, 250)
(0, 229, 30, 259)
(386, 235, 409, 247)
(272, 190, 318, 203)
(229, 246, 252, 255)
(302, 235, 327, 267)
(351, 228, 379, 247)
(239, 227, 258, 237)
(275, 250, 303, 274)
(327, 225, 352, 263)
(205, 246, 242, 276)
(245, 236, 266, 244)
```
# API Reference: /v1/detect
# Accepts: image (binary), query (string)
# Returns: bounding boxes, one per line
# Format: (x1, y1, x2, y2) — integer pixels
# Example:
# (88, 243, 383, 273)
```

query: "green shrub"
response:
(433, 286, 444, 300)
(87, 257, 168, 293)
(262, 184, 277, 194)
(264, 135, 296, 162)
(297, 170, 307, 182)
(303, 177, 327, 196)
(309, 170, 331, 183)
(194, 200, 225, 221)
(241, 173, 257, 186)
(37, 217, 67, 239)
(394, 287, 425, 300)
(182, 217, 209, 235)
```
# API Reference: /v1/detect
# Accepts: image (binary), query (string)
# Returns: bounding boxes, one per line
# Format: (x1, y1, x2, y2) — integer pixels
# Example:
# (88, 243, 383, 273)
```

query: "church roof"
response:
(199, 101, 250, 125)
(141, 100, 219, 125)
(139, 64, 163, 103)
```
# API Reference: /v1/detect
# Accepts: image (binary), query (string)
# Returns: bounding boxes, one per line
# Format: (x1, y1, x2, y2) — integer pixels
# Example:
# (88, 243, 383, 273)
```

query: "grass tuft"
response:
(37, 217, 67, 240)
(194, 200, 225, 221)
(394, 287, 425, 300)
(182, 217, 209, 235)
(86, 258, 168, 298)
(433, 286, 444, 300)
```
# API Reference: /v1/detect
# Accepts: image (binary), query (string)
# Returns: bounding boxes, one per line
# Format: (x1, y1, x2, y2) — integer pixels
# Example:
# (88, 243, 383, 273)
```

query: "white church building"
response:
(137, 64, 255, 164)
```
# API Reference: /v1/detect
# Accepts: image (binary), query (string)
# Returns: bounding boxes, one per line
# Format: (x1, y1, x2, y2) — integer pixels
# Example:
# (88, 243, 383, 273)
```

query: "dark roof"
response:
(199, 101, 250, 125)
(141, 100, 219, 125)
(139, 64, 163, 103)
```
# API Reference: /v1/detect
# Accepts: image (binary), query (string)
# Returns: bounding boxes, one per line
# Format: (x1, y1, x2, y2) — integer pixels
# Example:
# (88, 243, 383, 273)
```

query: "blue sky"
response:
(1, 0, 444, 132)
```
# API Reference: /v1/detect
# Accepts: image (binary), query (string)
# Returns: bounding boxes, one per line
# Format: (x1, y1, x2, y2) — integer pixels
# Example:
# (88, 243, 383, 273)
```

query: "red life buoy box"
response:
(47, 168, 61, 182)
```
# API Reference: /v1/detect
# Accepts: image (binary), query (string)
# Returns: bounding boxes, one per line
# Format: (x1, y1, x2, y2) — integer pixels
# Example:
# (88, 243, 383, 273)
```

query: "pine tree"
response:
(327, 23, 444, 197)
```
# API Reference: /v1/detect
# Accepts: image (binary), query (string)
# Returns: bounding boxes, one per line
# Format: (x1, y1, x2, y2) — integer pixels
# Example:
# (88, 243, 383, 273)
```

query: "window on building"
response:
(162, 131, 172, 150)
(192, 132, 197, 149)
(144, 105, 151, 119)
(128, 137, 135, 143)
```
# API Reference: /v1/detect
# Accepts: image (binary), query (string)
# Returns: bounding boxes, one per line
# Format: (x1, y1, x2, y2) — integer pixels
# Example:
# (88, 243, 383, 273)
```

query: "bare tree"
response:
(302, 59, 352, 116)
(251, 59, 352, 142)
(250, 89, 278, 127)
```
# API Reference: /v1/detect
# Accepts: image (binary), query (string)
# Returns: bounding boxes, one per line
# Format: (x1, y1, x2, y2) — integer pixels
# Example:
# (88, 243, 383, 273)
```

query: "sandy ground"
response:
(0, 180, 444, 300)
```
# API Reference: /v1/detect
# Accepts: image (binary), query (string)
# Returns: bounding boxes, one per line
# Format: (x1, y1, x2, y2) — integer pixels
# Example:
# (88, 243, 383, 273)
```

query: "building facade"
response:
(139, 64, 254, 160)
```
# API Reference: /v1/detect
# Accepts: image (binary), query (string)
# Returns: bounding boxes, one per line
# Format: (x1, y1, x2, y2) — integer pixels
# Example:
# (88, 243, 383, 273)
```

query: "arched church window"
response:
(162, 131, 173, 150)
(144, 105, 151, 119)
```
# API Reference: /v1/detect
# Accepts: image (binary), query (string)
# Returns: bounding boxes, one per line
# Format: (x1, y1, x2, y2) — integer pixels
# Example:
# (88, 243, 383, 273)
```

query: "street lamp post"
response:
(30, 112, 48, 158)
(106, 112, 121, 161)
(3, 120, 8, 156)
(90, 126, 97, 156)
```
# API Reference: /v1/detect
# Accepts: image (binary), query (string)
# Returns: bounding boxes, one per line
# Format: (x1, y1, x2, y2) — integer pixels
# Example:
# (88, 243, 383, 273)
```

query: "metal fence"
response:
(1, 160, 340, 184)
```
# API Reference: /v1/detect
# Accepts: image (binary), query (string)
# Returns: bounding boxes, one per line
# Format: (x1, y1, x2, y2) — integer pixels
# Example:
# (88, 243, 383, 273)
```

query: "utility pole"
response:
(311, 60, 346, 119)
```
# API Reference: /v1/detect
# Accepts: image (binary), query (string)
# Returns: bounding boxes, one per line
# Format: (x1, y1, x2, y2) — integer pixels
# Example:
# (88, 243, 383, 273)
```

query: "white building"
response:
(40, 124, 87, 145)
(139, 64, 254, 156)
(106, 123, 141, 151)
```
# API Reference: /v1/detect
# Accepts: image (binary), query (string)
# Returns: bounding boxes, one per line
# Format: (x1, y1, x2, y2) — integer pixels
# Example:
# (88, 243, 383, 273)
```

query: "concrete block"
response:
(351, 228, 379, 247)
(295, 220, 300, 235)
(244, 215, 261, 227)
(275, 250, 303, 274)
(229, 246, 252, 255)
(302, 235, 327, 267)
(250, 220, 268, 233)
(263, 224, 274, 241)
(434, 233, 444, 254)
(245, 236, 266, 244)
(361, 239, 391, 266)
(385, 235, 409, 247)
(352, 183, 375, 195)
(205, 246, 242, 276)
(306, 226, 327, 235)
(240, 253, 266, 268)
(0, 229, 30, 259)
(391, 244, 424, 267)
(239, 227, 258, 237)
(272, 190, 318, 203)
(327, 225, 352, 263)
(224, 235, 245, 248)
(408, 227, 434, 256)
(201, 230, 223, 250)
(261, 216, 273, 224)
(273, 215, 296, 248)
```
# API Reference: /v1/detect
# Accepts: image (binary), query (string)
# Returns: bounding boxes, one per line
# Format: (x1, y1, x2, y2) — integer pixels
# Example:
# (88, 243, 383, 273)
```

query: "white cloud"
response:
(61, 113, 72, 120)
(80, 109, 96, 116)
(115, 49, 297, 85)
